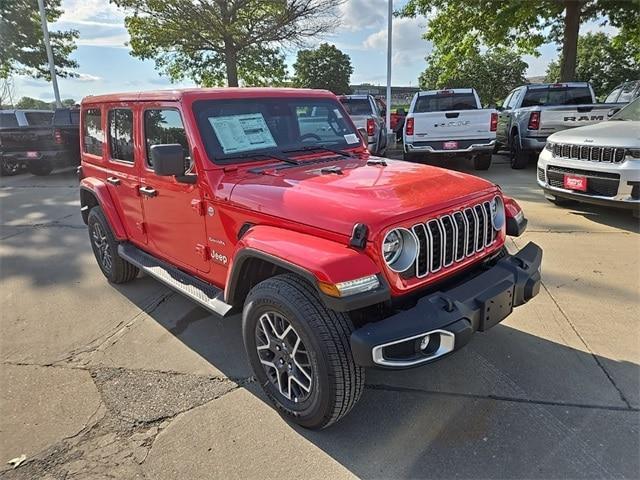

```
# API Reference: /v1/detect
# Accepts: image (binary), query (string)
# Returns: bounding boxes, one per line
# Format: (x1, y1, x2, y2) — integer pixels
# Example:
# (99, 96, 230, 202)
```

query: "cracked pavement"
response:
(1, 155, 639, 479)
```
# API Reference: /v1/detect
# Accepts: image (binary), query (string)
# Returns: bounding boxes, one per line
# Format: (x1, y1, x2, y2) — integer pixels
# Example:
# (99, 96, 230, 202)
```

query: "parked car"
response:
(603, 80, 640, 117)
(338, 94, 387, 155)
(79, 87, 542, 429)
(403, 88, 497, 170)
(0, 107, 80, 176)
(537, 97, 640, 216)
(1, 109, 53, 175)
(496, 82, 623, 169)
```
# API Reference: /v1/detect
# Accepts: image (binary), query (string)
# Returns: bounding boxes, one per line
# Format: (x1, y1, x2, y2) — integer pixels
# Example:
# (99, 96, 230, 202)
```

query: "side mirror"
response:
(607, 107, 621, 118)
(357, 127, 368, 143)
(151, 144, 186, 177)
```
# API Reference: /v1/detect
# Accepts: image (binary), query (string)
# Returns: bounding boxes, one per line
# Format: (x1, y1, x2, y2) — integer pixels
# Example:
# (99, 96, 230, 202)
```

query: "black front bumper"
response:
(350, 242, 543, 369)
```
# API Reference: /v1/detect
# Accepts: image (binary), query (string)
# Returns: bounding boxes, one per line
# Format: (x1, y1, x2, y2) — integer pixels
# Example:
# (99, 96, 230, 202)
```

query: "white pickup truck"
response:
(403, 88, 497, 170)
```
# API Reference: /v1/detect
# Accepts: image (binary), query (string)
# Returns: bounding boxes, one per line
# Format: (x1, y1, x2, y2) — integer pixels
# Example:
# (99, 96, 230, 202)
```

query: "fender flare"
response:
(79, 177, 127, 240)
(224, 225, 390, 312)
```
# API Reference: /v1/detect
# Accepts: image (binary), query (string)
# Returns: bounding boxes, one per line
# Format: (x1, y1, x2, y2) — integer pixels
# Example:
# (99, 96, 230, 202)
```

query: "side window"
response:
(501, 93, 512, 109)
(144, 109, 189, 167)
(24, 112, 53, 126)
(108, 109, 134, 163)
(618, 83, 637, 103)
(604, 86, 622, 103)
(83, 108, 103, 156)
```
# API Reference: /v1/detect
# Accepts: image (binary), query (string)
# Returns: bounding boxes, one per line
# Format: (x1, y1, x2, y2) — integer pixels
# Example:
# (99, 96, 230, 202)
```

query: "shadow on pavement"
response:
(113, 284, 639, 479)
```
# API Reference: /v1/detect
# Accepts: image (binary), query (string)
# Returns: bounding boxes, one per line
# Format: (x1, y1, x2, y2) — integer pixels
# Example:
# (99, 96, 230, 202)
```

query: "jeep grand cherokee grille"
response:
(411, 201, 496, 278)
(546, 166, 620, 197)
(552, 143, 626, 163)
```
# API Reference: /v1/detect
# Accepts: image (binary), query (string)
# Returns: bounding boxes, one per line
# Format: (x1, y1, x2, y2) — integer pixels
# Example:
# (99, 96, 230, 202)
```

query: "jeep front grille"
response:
(552, 143, 626, 163)
(411, 201, 496, 278)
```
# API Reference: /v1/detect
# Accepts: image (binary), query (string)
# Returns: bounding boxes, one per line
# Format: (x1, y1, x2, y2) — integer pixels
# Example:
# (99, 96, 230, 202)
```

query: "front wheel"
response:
(242, 274, 364, 429)
(0, 158, 21, 176)
(510, 134, 529, 170)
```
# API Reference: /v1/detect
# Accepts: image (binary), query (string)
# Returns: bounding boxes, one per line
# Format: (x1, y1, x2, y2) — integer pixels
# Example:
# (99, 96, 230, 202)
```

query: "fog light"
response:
(419, 335, 431, 351)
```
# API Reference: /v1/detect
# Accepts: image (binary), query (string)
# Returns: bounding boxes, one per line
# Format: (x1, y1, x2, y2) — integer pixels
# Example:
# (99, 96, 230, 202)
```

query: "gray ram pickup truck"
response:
(496, 82, 623, 169)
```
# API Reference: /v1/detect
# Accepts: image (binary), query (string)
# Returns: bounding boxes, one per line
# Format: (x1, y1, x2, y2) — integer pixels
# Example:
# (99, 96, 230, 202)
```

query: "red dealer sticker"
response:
(442, 141, 459, 150)
(563, 174, 587, 192)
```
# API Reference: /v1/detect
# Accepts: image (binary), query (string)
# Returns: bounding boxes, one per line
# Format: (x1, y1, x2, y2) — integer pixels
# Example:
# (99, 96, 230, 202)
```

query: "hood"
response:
(548, 120, 640, 148)
(228, 157, 497, 237)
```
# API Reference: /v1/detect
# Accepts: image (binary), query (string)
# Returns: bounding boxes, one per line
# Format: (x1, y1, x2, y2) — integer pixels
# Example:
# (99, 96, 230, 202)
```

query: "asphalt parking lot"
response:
(1, 151, 639, 479)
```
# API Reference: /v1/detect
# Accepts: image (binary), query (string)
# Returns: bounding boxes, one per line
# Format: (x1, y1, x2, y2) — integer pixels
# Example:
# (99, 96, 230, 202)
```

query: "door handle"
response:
(107, 176, 120, 186)
(139, 186, 157, 198)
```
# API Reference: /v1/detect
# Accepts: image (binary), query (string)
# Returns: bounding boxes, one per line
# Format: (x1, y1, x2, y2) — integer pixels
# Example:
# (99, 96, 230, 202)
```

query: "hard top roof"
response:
(81, 87, 336, 105)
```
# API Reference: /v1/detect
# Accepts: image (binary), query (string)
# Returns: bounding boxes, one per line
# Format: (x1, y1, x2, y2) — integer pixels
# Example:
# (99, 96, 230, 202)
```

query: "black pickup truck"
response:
(0, 108, 80, 176)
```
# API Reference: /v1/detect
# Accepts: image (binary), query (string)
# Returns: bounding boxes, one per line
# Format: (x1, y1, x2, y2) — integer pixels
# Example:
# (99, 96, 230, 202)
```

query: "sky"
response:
(12, 0, 615, 103)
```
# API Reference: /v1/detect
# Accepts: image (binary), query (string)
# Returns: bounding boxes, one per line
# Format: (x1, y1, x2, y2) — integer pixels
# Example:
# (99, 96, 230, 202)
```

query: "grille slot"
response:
(412, 200, 497, 279)
(552, 142, 626, 164)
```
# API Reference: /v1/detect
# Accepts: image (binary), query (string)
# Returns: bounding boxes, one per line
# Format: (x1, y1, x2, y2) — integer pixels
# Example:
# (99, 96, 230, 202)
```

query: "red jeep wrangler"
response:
(79, 88, 542, 429)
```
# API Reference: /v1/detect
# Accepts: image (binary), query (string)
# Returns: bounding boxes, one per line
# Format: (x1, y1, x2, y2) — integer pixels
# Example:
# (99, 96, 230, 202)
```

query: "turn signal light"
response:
(528, 111, 540, 130)
(490, 112, 498, 132)
(406, 117, 414, 136)
(318, 275, 380, 298)
(366, 118, 375, 136)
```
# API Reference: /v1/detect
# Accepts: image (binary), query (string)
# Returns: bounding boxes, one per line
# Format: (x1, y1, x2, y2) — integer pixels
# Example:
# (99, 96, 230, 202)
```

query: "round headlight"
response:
(490, 195, 505, 230)
(382, 228, 418, 273)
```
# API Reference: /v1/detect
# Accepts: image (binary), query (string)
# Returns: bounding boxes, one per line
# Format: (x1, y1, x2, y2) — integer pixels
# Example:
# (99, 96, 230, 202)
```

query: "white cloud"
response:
(57, 0, 124, 25)
(338, 0, 388, 31)
(76, 73, 102, 82)
(363, 16, 431, 67)
(76, 33, 129, 48)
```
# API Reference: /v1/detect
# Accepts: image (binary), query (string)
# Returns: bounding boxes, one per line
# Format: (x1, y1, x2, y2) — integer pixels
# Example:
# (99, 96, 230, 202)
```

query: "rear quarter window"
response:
(414, 93, 478, 112)
(83, 108, 103, 156)
(0, 113, 19, 128)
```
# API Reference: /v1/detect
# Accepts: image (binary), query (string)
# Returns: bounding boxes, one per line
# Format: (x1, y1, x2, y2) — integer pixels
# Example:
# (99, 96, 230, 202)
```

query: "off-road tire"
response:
(242, 273, 364, 429)
(473, 154, 492, 170)
(510, 133, 529, 170)
(0, 158, 21, 176)
(27, 161, 53, 176)
(87, 207, 138, 283)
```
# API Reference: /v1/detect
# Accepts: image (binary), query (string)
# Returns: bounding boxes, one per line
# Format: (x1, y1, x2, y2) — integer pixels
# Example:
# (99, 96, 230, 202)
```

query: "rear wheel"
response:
(242, 273, 364, 429)
(27, 161, 53, 176)
(403, 150, 421, 162)
(0, 158, 21, 176)
(473, 154, 492, 171)
(510, 133, 529, 170)
(87, 207, 138, 283)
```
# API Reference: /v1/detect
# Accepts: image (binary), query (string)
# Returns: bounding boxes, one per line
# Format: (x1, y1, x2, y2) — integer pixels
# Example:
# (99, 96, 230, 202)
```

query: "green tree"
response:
(293, 43, 353, 94)
(113, 0, 341, 87)
(545, 32, 640, 98)
(15, 96, 52, 109)
(400, 0, 640, 82)
(419, 47, 528, 105)
(1, 0, 78, 80)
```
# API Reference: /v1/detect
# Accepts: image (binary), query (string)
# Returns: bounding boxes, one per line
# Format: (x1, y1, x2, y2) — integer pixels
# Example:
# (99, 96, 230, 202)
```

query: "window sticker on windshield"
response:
(334, 109, 343, 119)
(344, 133, 359, 144)
(209, 113, 276, 154)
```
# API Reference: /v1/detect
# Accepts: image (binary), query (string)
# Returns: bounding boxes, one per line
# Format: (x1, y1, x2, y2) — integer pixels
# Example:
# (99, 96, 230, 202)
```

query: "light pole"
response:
(37, 0, 62, 107)
(385, 0, 393, 139)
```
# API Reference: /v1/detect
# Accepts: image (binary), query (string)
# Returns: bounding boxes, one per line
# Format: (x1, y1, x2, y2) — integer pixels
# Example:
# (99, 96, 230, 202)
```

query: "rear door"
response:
(139, 104, 209, 273)
(411, 91, 490, 141)
(101, 105, 147, 245)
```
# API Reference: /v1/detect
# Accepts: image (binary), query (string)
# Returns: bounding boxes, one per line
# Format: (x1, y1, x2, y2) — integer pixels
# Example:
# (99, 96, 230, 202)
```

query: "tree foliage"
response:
(419, 48, 528, 106)
(293, 43, 353, 94)
(400, 0, 640, 82)
(1, 0, 78, 80)
(546, 32, 640, 98)
(113, 0, 342, 87)
(13, 96, 76, 109)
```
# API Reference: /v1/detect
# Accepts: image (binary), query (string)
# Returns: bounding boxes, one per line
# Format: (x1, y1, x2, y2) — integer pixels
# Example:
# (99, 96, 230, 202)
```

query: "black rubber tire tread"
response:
(0, 159, 21, 176)
(510, 134, 529, 170)
(473, 154, 492, 170)
(27, 162, 53, 176)
(87, 207, 138, 284)
(244, 273, 364, 429)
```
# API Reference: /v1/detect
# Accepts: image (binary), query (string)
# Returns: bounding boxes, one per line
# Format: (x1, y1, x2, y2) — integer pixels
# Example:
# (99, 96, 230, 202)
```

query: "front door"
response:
(138, 106, 209, 273)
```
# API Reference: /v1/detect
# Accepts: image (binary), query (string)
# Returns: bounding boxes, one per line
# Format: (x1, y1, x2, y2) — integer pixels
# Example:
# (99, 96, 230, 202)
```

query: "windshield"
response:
(414, 93, 477, 112)
(611, 98, 640, 121)
(522, 86, 592, 107)
(340, 98, 372, 116)
(194, 97, 359, 162)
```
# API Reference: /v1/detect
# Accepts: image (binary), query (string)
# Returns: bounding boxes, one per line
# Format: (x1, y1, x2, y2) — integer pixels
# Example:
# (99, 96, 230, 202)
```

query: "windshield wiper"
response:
(282, 145, 356, 158)
(222, 151, 299, 165)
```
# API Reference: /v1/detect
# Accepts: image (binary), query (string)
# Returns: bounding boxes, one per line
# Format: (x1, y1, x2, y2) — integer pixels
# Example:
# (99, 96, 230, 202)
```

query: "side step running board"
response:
(118, 243, 233, 317)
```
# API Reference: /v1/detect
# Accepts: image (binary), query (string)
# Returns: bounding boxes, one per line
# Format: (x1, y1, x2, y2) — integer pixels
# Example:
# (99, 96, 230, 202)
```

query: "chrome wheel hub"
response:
(92, 223, 112, 272)
(256, 312, 313, 403)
